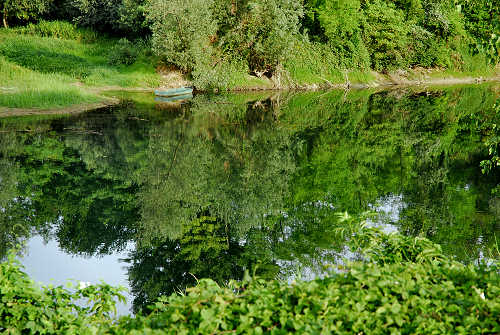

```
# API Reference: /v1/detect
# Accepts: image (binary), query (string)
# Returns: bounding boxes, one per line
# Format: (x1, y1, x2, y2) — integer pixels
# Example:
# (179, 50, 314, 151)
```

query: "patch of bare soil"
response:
(0, 99, 119, 118)
(155, 65, 191, 89)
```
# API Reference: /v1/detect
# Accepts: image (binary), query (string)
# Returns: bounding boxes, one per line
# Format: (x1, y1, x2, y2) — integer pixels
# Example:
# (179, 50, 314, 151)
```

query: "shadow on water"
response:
(0, 84, 499, 313)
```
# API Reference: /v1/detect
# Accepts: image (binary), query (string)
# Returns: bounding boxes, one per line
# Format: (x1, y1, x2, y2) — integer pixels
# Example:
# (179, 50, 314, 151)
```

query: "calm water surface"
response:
(1, 84, 499, 313)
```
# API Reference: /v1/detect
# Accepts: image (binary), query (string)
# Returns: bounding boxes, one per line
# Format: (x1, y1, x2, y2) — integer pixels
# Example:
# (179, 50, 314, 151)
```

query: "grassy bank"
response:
(0, 24, 498, 112)
(0, 26, 162, 110)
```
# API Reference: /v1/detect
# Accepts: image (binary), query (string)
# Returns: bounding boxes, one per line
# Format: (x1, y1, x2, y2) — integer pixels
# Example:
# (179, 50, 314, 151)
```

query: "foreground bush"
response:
(1, 228, 499, 334)
(0, 253, 124, 334)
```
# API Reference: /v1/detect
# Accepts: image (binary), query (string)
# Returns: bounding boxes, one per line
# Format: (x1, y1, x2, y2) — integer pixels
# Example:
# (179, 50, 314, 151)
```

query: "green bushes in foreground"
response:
(1, 224, 499, 334)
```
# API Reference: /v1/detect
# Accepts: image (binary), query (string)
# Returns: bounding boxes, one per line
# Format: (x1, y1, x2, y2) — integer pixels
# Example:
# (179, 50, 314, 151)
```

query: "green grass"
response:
(0, 56, 99, 109)
(0, 27, 162, 110)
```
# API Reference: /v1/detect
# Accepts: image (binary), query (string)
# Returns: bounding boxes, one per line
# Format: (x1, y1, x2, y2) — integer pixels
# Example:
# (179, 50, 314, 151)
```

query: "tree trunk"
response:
(2, 9, 8, 28)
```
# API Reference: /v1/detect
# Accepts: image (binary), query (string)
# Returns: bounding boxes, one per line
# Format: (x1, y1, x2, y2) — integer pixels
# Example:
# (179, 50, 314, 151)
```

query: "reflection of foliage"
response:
(0, 197, 34, 259)
(0, 85, 499, 307)
(480, 99, 500, 175)
(0, 132, 33, 259)
(0, 111, 142, 257)
(20, 137, 138, 256)
(138, 94, 295, 242)
(285, 86, 499, 262)
(127, 214, 247, 313)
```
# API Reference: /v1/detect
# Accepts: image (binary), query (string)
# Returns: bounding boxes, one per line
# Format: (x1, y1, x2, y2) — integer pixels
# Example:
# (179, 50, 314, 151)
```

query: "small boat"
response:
(154, 87, 193, 97)
(155, 93, 193, 103)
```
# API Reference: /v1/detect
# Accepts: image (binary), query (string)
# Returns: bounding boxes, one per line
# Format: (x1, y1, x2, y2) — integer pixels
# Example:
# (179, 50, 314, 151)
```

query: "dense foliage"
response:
(145, 0, 496, 87)
(459, 0, 500, 64)
(1, 225, 499, 334)
(1, 0, 497, 89)
(0, 0, 50, 28)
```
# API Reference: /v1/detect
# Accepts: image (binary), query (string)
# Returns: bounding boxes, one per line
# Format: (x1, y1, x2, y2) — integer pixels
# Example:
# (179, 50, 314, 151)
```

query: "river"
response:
(1, 84, 499, 314)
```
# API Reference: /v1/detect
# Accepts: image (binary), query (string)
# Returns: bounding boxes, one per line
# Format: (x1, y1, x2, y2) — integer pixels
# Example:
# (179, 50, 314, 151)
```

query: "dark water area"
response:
(1, 84, 499, 313)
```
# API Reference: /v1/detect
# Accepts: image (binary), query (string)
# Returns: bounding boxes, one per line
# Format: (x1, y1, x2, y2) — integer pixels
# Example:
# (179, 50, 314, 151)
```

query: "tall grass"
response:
(14, 20, 99, 43)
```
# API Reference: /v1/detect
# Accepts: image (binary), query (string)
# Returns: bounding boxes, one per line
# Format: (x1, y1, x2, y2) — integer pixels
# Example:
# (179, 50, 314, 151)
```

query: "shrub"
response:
(43, 0, 80, 22)
(121, 259, 499, 334)
(1, 226, 499, 334)
(147, 0, 303, 81)
(146, 0, 217, 72)
(408, 25, 452, 68)
(116, 0, 149, 37)
(108, 38, 138, 66)
(282, 39, 346, 85)
(71, 0, 122, 33)
(192, 58, 249, 91)
(420, 0, 464, 40)
(220, 0, 304, 75)
(362, 0, 410, 71)
(0, 252, 125, 333)
(0, 0, 51, 28)
(316, 0, 370, 69)
(15, 20, 98, 43)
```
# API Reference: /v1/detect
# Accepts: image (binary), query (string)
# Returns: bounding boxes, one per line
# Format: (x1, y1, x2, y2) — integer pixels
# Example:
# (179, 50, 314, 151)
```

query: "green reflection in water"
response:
(0, 84, 499, 313)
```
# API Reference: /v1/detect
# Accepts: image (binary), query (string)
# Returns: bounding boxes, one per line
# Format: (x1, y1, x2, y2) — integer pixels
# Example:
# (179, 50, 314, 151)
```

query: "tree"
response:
(0, 0, 51, 28)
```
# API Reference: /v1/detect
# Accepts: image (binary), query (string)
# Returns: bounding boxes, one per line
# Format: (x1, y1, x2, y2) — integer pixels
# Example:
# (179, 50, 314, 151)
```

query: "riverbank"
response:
(0, 28, 164, 110)
(1, 72, 499, 117)
(228, 67, 500, 91)
(0, 28, 499, 115)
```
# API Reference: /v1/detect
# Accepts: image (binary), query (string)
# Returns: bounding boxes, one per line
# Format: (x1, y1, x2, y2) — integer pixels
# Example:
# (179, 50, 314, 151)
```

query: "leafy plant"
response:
(362, 0, 410, 71)
(108, 38, 138, 66)
(15, 20, 98, 42)
(0, 251, 125, 333)
(2, 226, 499, 334)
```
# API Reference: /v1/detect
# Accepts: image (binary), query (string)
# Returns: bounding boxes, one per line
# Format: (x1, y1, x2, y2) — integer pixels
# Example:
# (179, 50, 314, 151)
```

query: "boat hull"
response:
(154, 87, 193, 97)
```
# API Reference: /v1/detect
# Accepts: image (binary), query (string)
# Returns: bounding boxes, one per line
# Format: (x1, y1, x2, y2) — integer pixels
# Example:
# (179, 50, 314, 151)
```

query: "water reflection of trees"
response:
(0, 86, 499, 311)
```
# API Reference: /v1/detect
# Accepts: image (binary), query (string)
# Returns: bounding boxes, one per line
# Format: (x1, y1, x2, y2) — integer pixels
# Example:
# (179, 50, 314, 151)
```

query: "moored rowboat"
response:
(155, 93, 193, 103)
(154, 87, 193, 97)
